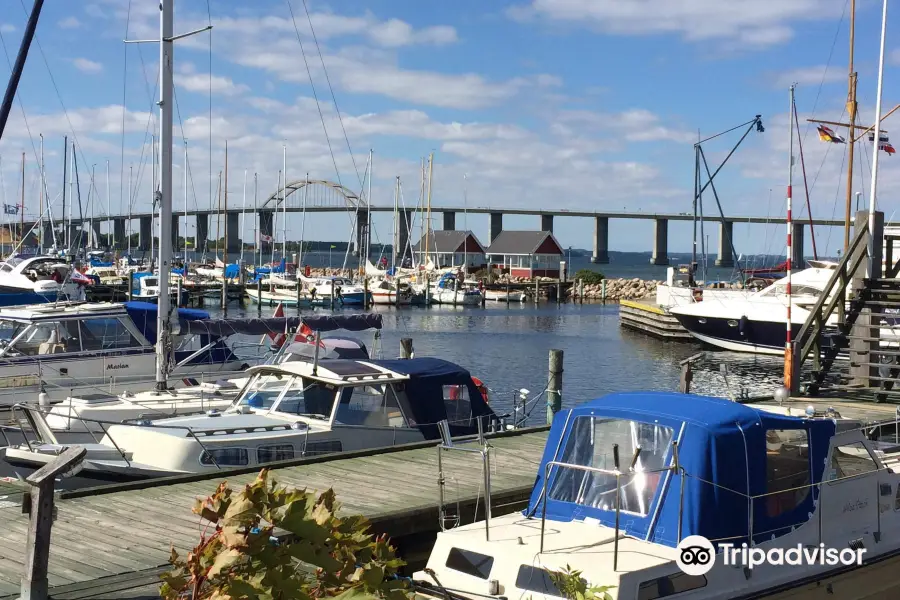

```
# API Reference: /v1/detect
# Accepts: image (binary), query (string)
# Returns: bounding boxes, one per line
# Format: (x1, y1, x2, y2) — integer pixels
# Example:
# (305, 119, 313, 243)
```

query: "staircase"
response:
(794, 211, 900, 401)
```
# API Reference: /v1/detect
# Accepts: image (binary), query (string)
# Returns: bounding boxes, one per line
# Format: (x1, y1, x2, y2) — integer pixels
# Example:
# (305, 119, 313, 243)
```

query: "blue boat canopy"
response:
(526, 392, 835, 548)
(370, 357, 495, 438)
(125, 301, 210, 344)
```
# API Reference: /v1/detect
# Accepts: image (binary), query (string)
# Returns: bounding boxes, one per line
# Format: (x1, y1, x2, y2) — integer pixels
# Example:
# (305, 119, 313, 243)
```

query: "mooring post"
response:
(127, 271, 133, 302)
(534, 278, 539, 305)
(679, 353, 702, 394)
(579, 279, 584, 304)
(602, 279, 607, 302)
(363, 277, 370, 309)
(329, 282, 335, 309)
(296, 280, 302, 314)
(400, 337, 414, 359)
(256, 279, 262, 317)
(176, 277, 183, 308)
(221, 279, 228, 318)
(556, 283, 561, 306)
(547, 349, 564, 424)
(505, 281, 510, 307)
(20, 446, 86, 600)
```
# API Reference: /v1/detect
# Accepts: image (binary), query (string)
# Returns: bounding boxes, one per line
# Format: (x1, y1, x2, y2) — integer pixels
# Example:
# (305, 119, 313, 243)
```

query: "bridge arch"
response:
(262, 179, 365, 210)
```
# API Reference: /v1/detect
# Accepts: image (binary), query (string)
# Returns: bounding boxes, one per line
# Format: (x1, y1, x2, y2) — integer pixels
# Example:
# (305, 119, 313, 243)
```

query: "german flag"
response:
(817, 125, 845, 143)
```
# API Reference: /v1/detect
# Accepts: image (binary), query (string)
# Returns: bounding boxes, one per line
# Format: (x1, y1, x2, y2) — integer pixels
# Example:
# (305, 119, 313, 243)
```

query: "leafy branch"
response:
(160, 469, 411, 600)
(549, 565, 614, 600)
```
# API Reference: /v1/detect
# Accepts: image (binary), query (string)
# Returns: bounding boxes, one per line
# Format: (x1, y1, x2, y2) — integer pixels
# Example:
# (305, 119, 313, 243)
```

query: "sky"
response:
(0, 0, 899, 258)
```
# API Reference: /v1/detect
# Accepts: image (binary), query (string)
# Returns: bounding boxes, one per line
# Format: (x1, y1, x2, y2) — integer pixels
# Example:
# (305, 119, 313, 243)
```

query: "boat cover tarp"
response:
(125, 301, 210, 343)
(182, 313, 383, 337)
(525, 392, 835, 548)
(224, 264, 240, 279)
(368, 357, 495, 438)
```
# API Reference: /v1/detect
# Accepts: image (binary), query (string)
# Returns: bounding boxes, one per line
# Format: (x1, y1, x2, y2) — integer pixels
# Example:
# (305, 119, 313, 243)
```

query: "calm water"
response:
(228, 301, 788, 423)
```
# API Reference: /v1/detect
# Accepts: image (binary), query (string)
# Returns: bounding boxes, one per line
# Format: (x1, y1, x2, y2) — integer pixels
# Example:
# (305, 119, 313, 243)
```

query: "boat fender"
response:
(472, 376, 490, 404)
(739, 315, 749, 337)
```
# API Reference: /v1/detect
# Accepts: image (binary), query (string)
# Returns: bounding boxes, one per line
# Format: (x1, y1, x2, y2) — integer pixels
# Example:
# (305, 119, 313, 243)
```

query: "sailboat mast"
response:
(19, 152, 24, 246)
(154, 0, 175, 390)
(240, 169, 246, 265)
(215, 171, 221, 259)
(38, 134, 43, 251)
(90, 164, 95, 248)
(463, 173, 468, 272)
(68, 143, 74, 250)
(224, 140, 229, 266)
(299, 172, 308, 267)
(254, 172, 259, 268)
(128, 165, 132, 255)
(61, 136, 67, 250)
(106, 160, 110, 249)
(844, 0, 858, 251)
(425, 152, 434, 266)
(392, 176, 399, 270)
(867, 0, 889, 275)
(271, 170, 279, 265)
(183, 140, 188, 259)
(282, 144, 287, 263)
(784, 85, 796, 390)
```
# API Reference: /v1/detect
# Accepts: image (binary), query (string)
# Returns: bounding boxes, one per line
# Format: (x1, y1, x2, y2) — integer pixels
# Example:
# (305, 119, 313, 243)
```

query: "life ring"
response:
(472, 376, 490, 404)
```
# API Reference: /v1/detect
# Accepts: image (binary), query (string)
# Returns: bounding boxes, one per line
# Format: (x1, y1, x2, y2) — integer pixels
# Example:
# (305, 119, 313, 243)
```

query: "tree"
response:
(160, 469, 411, 600)
(573, 269, 604, 285)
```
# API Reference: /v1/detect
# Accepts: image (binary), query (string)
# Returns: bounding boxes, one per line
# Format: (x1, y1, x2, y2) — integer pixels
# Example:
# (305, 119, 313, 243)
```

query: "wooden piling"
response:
(601, 279, 607, 303)
(578, 279, 584, 304)
(547, 349, 563, 424)
(505, 281, 511, 307)
(221, 280, 228, 317)
(20, 446, 86, 600)
(127, 272, 133, 302)
(400, 337, 414, 359)
(330, 282, 335, 309)
(176, 277, 183, 308)
(363, 277, 370, 309)
(256, 279, 263, 316)
(424, 273, 430, 306)
(296, 280, 302, 314)
(534, 278, 539, 305)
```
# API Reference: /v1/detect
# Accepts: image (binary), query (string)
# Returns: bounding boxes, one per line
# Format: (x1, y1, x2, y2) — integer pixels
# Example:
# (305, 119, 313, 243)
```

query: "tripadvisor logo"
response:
(676, 535, 866, 576)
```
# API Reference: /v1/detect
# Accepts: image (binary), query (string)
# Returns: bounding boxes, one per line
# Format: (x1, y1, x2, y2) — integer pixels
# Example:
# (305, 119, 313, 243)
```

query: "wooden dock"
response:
(0, 427, 548, 600)
(619, 299, 696, 341)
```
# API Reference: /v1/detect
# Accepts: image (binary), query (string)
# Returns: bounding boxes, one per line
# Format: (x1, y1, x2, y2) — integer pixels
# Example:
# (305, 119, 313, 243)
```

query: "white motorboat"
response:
(415, 392, 900, 600)
(483, 288, 525, 302)
(669, 264, 838, 354)
(432, 273, 482, 306)
(35, 313, 384, 439)
(0, 301, 246, 405)
(3, 356, 498, 481)
(303, 276, 370, 306)
(370, 278, 412, 305)
(0, 255, 86, 304)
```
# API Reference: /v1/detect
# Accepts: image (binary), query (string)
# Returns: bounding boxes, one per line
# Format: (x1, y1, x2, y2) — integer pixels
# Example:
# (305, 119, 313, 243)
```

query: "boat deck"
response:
(0, 427, 548, 600)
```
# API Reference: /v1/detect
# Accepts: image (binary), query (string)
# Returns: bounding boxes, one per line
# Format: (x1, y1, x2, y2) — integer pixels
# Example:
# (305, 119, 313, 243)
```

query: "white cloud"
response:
(58, 16, 81, 29)
(367, 19, 458, 47)
(0, 24, 15, 33)
(175, 73, 249, 97)
(508, 0, 843, 48)
(558, 109, 695, 143)
(773, 65, 845, 88)
(73, 58, 103, 74)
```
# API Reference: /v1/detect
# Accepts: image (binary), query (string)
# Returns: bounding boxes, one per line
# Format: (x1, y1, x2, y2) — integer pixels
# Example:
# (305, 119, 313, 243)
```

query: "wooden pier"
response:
(0, 427, 548, 600)
(619, 299, 695, 341)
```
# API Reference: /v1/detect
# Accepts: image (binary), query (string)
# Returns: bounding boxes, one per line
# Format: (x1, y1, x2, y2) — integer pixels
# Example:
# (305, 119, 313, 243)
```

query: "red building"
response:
(488, 230, 564, 278)
(411, 230, 487, 269)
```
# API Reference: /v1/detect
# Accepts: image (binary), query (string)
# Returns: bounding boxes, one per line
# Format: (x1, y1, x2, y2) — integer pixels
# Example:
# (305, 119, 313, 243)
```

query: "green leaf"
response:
(207, 547, 244, 578)
(329, 586, 382, 600)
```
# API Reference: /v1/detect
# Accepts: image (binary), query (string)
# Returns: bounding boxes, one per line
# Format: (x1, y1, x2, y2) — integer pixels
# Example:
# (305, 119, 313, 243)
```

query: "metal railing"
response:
(437, 418, 493, 541)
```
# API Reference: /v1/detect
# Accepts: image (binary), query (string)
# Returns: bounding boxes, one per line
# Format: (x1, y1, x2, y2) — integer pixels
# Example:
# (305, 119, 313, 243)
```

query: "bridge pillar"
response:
(139, 216, 151, 251)
(69, 224, 82, 249)
(259, 211, 273, 254)
(443, 211, 456, 231)
(226, 212, 240, 254)
(490, 212, 502, 243)
(541, 214, 553, 233)
(591, 217, 609, 264)
(42, 221, 54, 250)
(398, 209, 410, 262)
(715, 221, 734, 267)
(650, 218, 669, 266)
(196, 214, 209, 254)
(113, 218, 126, 250)
(172, 215, 180, 252)
(356, 209, 369, 257)
(791, 222, 804, 270)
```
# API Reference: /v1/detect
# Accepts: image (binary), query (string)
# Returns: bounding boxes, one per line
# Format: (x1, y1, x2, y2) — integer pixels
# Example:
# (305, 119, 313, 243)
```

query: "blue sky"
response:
(0, 0, 898, 257)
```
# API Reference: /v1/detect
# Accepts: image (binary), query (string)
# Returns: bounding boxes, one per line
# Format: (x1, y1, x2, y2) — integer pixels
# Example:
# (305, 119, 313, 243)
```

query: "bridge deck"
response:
(0, 427, 548, 599)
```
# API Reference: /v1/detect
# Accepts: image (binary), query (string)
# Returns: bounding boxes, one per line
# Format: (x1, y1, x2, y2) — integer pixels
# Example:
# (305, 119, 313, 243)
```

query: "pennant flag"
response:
(817, 125, 845, 144)
(330, 244, 337, 249)
(260, 233, 274, 243)
(869, 132, 896, 155)
(182, 377, 200, 387)
(3, 204, 19, 215)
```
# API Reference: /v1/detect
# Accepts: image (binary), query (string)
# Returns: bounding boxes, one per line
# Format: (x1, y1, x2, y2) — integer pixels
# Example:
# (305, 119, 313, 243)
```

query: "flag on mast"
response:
(868, 132, 896, 155)
(817, 125, 845, 143)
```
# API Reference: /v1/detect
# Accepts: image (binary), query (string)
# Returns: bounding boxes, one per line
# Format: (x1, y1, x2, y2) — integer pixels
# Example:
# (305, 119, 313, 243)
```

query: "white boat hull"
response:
(484, 289, 525, 302)
(371, 291, 411, 305)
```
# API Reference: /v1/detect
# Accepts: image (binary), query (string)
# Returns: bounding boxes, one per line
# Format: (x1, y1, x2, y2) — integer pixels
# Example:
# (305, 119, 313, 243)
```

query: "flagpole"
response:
(868, 0, 888, 277)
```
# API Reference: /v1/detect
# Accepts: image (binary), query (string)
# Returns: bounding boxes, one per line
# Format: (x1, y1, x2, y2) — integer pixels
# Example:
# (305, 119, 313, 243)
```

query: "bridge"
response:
(20, 178, 867, 267)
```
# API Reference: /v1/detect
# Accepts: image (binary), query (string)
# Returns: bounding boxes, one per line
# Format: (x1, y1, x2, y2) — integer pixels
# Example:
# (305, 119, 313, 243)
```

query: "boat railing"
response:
(436, 417, 493, 541)
(9, 403, 222, 471)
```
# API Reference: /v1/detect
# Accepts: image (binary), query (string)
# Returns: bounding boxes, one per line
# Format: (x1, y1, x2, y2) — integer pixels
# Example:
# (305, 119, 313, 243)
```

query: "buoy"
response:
(38, 390, 50, 408)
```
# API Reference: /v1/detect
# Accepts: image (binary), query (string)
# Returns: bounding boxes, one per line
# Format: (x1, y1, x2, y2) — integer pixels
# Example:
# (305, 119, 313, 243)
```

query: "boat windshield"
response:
(237, 373, 337, 419)
(549, 416, 674, 516)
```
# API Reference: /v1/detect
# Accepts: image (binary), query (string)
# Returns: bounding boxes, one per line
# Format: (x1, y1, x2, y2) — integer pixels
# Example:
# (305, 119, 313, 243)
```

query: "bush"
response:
(573, 269, 605, 285)
(160, 469, 410, 600)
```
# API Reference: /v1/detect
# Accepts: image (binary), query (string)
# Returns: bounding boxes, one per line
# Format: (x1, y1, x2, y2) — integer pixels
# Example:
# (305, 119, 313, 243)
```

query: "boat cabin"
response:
(416, 393, 900, 599)
(85, 357, 496, 478)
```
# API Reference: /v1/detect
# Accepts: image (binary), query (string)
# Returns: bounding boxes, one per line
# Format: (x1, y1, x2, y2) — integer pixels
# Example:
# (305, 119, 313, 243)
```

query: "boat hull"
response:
(671, 312, 802, 354)
(371, 292, 411, 305)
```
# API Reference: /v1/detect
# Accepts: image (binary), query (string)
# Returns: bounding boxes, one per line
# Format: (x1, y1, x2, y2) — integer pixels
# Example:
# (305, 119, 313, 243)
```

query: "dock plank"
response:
(0, 428, 549, 600)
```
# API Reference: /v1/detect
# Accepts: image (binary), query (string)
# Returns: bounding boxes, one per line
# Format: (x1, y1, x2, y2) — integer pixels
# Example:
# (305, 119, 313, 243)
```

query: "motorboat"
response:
(304, 276, 371, 306)
(0, 301, 247, 405)
(3, 357, 498, 481)
(0, 255, 87, 305)
(669, 264, 837, 354)
(370, 278, 412, 305)
(483, 288, 525, 302)
(432, 273, 483, 306)
(414, 392, 900, 599)
(245, 275, 312, 307)
(36, 313, 384, 439)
